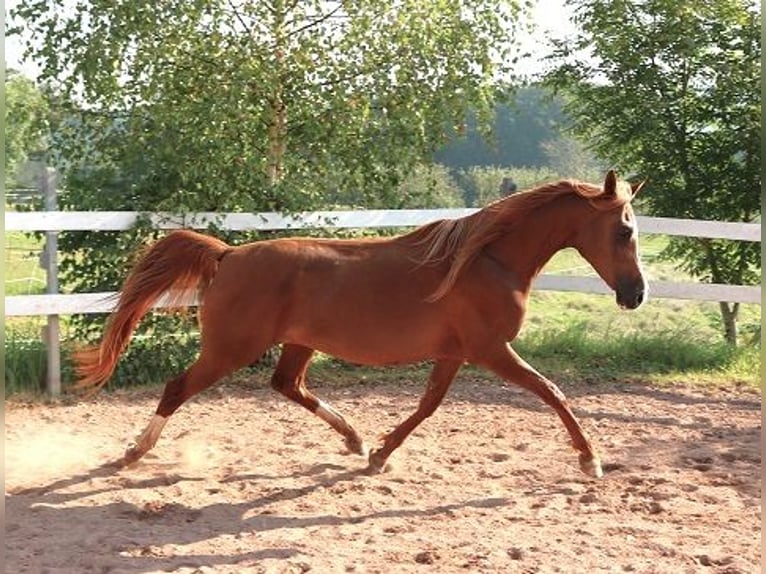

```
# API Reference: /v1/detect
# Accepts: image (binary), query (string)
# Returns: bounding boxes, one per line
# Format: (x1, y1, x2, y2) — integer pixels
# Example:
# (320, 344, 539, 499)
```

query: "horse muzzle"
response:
(616, 279, 647, 310)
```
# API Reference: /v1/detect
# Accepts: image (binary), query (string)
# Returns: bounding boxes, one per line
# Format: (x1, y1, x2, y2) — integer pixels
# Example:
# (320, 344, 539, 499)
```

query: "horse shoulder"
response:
(446, 251, 530, 346)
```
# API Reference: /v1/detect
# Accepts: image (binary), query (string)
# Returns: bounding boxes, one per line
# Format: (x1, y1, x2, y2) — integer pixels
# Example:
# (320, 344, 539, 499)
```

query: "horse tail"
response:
(72, 229, 232, 394)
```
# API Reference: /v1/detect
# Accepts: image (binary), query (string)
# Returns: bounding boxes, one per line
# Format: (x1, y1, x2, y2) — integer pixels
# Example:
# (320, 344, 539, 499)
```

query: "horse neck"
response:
(484, 195, 590, 288)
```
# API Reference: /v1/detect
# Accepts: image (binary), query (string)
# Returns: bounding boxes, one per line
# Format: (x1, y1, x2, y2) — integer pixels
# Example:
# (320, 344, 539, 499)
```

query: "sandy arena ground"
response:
(5, 374, 761, 573)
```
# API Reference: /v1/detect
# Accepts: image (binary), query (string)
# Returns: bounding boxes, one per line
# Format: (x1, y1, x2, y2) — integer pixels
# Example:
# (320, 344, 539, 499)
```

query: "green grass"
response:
(5, 332, 47, 395)
(4, 318, 51, 395)
(515, 321, 757, 384)
(5, 232, 46, 296)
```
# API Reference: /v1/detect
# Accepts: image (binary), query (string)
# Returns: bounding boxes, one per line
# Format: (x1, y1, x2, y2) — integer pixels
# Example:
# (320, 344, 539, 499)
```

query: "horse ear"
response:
(603, 170, 618, 197)
(630, 179, 647, 198)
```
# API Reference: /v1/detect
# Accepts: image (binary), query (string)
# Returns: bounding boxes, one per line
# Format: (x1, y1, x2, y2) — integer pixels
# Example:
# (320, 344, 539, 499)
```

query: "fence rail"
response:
(6, 209, 762, 241)
(5, 210, 761, 317)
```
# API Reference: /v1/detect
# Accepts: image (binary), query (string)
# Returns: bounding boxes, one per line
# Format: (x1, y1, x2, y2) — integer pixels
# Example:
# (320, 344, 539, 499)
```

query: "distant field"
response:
(5, 232, 47, 297)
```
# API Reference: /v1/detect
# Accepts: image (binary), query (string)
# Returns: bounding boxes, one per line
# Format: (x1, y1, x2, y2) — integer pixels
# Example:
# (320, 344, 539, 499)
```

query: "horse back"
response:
(200, 238, 445, 359)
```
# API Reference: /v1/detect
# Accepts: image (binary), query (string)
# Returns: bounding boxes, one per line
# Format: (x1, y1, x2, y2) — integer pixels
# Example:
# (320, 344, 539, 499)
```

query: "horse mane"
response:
(410, 178, 632, 301)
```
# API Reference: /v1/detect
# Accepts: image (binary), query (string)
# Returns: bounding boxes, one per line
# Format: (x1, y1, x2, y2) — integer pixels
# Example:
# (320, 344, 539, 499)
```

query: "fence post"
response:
(41, 165, 61, 396)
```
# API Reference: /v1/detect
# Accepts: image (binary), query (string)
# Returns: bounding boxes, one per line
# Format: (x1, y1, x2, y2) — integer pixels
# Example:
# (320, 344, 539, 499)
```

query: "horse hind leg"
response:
(118, 350, 242, 467)
(271, 344, 367, 457)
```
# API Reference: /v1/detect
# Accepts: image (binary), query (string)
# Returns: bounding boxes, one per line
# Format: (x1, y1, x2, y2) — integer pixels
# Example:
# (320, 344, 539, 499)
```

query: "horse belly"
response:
(281, 268, 452, 365)
(291, 314, 444, 365)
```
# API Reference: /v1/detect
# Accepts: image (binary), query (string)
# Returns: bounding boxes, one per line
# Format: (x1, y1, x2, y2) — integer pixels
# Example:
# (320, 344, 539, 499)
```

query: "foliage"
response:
(389, 164, 465, 209)
(98, 333, 203, 391)
(5, 71, 49, 187)
(453, 165, 575, 206)
(539, 134, 606, 181)
(12, 0, 525, 208)
(544, 0, 761, 344)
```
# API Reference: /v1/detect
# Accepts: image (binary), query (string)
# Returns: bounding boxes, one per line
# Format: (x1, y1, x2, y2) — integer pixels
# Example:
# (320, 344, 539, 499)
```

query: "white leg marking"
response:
(133, 414, 168, 452)
(316, 400, 367, 456)
(316, 400, 343, 427)
(121, 415, 168, 466)
(579, 452, 604, 479)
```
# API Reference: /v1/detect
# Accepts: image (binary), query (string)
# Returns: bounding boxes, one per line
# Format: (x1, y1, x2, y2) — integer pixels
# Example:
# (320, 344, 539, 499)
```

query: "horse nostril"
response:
(616, 279, 647, 310)
(617, 287, 645, 310)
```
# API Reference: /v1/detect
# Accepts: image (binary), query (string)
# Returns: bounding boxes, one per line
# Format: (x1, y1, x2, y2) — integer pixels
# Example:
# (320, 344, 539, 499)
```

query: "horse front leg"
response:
(478, 343, 603, 478)
(367, 359, 463, 473)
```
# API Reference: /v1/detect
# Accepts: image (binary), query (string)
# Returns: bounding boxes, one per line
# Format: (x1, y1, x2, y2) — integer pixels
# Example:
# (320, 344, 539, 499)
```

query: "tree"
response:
(11, 0, 525, 210)
(540, 133, 606, 182)
(5, 71, 49, 189)
(545, 0, 761, 345)
(434, 85, 569, 169)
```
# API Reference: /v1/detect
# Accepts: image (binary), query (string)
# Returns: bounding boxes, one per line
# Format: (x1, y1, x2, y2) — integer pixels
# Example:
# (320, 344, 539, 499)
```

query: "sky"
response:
(5, 0, 39, 78)
(5, 0, 577, 81)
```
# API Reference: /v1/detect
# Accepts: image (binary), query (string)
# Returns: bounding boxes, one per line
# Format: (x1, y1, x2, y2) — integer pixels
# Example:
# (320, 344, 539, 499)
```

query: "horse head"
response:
(570, 170, 648, 310)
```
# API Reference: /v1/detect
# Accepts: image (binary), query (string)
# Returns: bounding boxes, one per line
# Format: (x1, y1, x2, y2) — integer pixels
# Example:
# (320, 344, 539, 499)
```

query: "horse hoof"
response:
(345, 436, 368, 457)
(120, 444, 145, 467)
(366, 450, 392, 474)
(579, 452, 603, 478)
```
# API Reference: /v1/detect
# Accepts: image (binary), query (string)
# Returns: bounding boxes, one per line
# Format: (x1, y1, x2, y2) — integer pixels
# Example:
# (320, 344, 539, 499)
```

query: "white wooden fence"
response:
(5, 209, 761, 318)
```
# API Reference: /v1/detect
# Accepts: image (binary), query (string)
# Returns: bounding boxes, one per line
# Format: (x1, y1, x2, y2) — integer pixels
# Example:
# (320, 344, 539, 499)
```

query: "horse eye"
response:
(618, 226, 634, 239)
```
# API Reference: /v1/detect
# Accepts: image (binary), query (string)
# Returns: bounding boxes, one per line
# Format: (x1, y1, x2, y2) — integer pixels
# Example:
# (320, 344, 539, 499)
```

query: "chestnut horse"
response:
(75, 170, 646, 478)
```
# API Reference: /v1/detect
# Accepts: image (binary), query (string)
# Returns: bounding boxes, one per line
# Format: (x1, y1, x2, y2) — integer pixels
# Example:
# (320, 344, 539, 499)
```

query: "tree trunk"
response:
(266, 1, 286, 187)
(699, 239, 741, 346)
(718, 301, 739, 346)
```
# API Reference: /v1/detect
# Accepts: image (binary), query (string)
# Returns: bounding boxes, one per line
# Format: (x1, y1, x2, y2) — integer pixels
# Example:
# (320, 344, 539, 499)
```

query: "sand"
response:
(5, 374, 761, 573)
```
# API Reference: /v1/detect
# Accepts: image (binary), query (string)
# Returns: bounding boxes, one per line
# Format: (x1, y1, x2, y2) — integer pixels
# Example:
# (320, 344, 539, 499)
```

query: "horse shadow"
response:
(6, 460, 511, 574)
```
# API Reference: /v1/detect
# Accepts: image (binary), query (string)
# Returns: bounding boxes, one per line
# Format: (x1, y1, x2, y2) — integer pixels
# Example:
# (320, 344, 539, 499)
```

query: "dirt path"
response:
(6, 376, 761, 573)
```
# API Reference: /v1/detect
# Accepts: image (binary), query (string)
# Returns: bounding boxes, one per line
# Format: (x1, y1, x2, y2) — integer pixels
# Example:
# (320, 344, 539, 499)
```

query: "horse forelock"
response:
(415, 177, 632, 300)
(570, 179, 632, 211)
